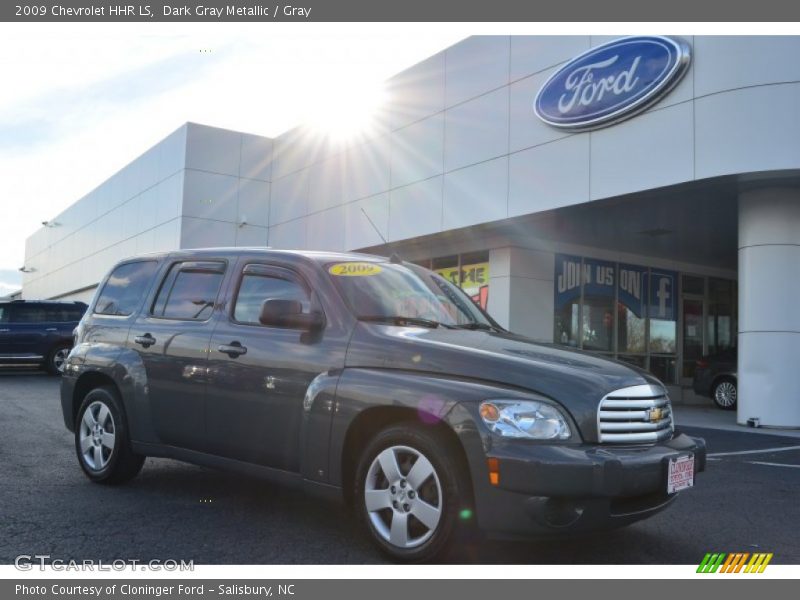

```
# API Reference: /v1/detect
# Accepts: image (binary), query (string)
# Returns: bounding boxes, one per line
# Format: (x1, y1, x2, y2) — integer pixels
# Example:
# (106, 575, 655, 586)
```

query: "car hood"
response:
(345, 323, 664, 442)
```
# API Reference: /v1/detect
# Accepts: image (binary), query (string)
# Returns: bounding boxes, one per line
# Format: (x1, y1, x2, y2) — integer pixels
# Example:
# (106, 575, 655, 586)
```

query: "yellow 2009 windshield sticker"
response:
(328, 262, 383, 277)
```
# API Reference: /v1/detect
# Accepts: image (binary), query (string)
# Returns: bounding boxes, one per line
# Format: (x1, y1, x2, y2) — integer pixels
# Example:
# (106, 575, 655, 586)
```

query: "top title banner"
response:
(4, 0, 800, 21)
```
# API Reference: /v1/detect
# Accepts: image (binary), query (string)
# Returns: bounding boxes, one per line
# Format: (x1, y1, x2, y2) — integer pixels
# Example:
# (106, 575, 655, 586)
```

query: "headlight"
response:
(479, 399, 571, 440)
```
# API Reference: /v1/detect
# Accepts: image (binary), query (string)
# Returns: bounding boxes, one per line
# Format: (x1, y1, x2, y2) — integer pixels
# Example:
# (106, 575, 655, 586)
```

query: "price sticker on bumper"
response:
(667, 454, 695, 494)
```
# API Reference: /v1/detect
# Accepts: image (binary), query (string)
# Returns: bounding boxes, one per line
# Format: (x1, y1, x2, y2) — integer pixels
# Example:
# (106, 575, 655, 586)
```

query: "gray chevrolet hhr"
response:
(61, 248, 705, 561)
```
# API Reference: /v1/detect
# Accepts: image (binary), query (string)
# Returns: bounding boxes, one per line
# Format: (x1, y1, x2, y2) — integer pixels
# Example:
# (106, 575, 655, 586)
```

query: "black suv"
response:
(0, 300, 87, 374)
(60, 249, 705, 561)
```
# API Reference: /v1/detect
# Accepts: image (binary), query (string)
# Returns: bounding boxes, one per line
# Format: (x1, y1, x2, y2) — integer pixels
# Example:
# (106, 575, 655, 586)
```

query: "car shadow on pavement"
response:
(449, 526, 695, 564)
(91, 458, 696, 565)
(0, 368, 50, 377)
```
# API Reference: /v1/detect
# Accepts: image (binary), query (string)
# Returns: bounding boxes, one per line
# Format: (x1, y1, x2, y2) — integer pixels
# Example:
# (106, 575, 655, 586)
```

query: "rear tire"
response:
(75, 386, 144, 484)
(712, 377, 737, 410)
(45, 343, 71, 376)
(354, 423, 470, 562)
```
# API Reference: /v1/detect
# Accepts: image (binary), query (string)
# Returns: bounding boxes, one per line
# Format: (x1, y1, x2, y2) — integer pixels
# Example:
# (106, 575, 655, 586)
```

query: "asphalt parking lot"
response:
(1, 371, 799, 564)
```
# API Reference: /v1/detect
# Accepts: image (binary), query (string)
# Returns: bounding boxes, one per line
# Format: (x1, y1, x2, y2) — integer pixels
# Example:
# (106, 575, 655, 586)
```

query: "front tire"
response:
(354, 424, 468, 562)
(712, 377, 737, 410)
(75, 386, 144, 484)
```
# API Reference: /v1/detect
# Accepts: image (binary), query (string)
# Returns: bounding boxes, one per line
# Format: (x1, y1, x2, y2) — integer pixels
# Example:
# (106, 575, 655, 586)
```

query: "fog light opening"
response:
(526, 497, 585, 529)
(543, 498, 584, 528)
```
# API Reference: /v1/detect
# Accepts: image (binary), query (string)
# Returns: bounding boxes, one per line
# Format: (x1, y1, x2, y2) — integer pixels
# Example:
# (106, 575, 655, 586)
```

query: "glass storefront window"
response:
(431, 252, 490, 310)
(617, 263, 648, 355)
(555, 300, 580, 347)
(582, 297, 614, 351)
(708, 277, 736, 355)
(552, 255, 737, 386)
(681, 298, 704, 379)
(649, 320, 677, 354)
(681, 274, 704, 296)
(617, 303, 646, 353)
(581, 259, 615, 352)
(431, 255, 458, 275)
(554, 255, 582, 347)
(554, 254, 688, 384)
(648, 268, 678, 354)
(650, 356, 677, 384)
(458, 251, 490, 310)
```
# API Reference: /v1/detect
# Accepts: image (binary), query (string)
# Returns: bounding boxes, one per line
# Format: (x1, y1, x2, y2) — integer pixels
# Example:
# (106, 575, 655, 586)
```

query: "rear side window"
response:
(95, 261, 159, 316)
(44, 305, 86, 322)
(152, 261, 225, 321)
(68, 306, 87, 321)
(0, 305, 7, 323)
(10, 305, 47, 323)
(234, 269, 310, 324)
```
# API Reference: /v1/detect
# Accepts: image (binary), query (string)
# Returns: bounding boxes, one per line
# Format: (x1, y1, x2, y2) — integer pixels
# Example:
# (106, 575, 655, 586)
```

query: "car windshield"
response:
(326, 260, 495, 328)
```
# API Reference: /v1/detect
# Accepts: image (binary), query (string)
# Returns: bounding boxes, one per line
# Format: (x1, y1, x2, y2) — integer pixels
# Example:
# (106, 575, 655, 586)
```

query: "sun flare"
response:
(304, 83, 388, 142)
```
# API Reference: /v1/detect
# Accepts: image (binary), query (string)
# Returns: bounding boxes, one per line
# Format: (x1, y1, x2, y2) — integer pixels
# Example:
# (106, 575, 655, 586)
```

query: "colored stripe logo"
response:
(697, 552, 773, 573)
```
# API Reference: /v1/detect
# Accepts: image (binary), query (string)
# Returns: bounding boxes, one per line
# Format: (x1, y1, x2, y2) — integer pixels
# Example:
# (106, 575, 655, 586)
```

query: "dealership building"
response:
(21, 35, 800, 428)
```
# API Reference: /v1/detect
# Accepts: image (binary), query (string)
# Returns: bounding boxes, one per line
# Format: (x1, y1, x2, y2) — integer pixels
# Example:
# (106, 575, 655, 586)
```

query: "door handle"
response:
(134, 333, 156, 348)
(46, 328, 58, 332)
(217, 341, 247, 358)
(0, 328, 9, 332)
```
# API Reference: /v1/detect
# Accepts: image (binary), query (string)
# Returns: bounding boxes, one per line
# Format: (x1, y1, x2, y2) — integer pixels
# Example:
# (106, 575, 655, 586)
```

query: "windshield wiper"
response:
(456, 322, 503, 332)
(358, 315, 447, 329)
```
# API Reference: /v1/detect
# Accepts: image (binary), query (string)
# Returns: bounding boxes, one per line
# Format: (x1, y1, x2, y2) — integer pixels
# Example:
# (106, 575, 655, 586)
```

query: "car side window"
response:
(44, 305, 68, 322)
(67, 306, 87, 321)
(44, 305, 85, 322)
(152, 261, 226, 321)
(234, 268, 310, 325)
(10, 305, 47, 323)
(95, 260, 159, 316)
(0, 305, 8, 323)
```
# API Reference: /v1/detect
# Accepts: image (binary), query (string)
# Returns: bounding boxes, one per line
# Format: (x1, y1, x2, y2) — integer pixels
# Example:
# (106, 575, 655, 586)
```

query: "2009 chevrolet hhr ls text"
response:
(61, 248, 705, 561)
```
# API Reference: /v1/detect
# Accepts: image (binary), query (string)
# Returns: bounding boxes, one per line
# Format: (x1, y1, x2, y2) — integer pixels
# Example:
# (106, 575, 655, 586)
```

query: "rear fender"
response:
(61, 343, 153, 442)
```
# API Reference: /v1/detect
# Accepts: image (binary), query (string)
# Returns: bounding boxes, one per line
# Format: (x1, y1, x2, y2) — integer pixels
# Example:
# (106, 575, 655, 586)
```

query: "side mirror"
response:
(258, 299, 323, 330)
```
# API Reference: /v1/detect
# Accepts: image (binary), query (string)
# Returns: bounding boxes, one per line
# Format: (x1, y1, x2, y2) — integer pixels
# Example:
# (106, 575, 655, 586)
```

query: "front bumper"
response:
(472, 432, 706, 538)
(60, 372, 78, 432)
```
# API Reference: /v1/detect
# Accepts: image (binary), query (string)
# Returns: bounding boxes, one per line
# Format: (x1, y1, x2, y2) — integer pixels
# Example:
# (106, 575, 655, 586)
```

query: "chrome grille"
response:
(598, 384, 674, 444)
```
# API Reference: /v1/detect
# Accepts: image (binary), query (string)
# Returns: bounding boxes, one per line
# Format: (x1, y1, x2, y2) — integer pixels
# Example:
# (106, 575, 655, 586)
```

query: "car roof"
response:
(0, 299, 86, 305)
(128, 247, 391, 265)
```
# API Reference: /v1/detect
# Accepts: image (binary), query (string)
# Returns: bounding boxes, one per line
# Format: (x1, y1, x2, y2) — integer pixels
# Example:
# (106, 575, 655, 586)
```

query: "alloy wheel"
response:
(78, 401, 116, 471)
(715, 381, 737, 408)
(53, 347, 70, 373)
(364, 445, 443, 549)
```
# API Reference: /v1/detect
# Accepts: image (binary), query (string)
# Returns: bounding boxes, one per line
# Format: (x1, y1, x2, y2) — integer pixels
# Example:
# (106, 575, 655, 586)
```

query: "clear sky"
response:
(0, 23, 468, 297)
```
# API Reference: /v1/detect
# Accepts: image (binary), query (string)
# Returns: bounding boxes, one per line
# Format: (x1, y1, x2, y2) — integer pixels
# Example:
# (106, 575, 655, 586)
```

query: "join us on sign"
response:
(554, 255, 678, 320)
(556, 260, 641, 300)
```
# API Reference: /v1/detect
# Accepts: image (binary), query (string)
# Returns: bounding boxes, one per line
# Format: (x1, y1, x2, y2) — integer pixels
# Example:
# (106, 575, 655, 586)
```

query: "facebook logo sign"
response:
(648, 269, 677, 320)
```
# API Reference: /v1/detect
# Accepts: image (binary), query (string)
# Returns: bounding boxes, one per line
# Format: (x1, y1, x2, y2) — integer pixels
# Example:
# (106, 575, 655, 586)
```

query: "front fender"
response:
(327, 368, 520, 487)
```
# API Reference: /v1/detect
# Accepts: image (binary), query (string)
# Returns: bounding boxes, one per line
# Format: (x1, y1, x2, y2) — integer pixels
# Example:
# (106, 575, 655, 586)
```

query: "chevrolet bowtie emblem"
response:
(647, 407, 664, 422)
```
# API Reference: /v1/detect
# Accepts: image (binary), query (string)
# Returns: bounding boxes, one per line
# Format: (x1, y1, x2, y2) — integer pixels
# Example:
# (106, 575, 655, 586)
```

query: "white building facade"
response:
(22, 35, 800, 428)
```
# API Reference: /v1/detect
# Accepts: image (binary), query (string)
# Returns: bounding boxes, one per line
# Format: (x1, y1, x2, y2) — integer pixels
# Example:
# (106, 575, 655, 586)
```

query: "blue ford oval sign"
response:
(534, 36, 691, 131)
